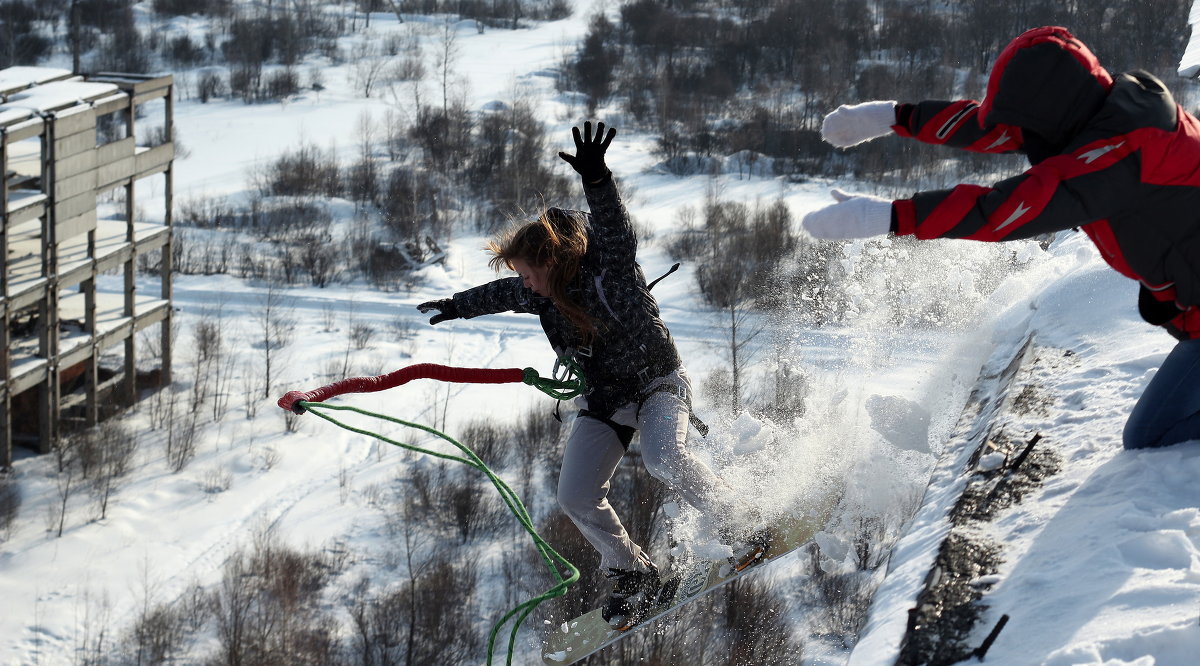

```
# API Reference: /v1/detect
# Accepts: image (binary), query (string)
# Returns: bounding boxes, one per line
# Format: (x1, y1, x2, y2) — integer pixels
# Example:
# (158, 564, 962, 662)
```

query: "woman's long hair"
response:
(487, 207, 596, 341)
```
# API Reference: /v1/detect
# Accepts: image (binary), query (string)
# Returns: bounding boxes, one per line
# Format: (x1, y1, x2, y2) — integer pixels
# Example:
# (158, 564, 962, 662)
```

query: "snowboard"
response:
(540, 508, 829, 665)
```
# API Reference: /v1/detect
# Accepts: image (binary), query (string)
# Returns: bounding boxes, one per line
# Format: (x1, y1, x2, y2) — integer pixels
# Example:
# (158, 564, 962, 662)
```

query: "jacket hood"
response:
(980, 26, 1113, 154)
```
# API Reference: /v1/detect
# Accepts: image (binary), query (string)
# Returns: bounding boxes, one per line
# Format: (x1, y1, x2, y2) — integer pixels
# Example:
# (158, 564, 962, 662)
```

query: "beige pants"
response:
(556, 368, 733, 572)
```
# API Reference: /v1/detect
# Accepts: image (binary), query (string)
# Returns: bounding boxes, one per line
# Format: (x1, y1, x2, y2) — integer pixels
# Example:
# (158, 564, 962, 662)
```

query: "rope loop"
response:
(297, 401, 579, 665)
(522, 356, 587, 400)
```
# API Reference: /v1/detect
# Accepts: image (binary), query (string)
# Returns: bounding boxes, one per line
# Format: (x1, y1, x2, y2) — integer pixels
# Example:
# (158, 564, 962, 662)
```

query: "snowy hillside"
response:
(2, 3, 1198, 666)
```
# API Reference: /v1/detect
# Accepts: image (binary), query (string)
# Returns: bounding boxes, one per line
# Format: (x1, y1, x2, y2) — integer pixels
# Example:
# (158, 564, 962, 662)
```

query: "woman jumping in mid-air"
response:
(417, 122, 762, 627)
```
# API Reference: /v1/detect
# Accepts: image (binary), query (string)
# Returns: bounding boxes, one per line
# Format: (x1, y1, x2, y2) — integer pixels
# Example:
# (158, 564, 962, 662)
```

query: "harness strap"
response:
(579, 379, 709, 448)
(646, 262, 681, 292)
(579, 408, 638, 449)
(637, 382, 710, 438)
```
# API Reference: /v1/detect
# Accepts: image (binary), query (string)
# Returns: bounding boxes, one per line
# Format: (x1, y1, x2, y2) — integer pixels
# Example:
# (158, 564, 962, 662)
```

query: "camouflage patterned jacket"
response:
(450, 175, 681, 416)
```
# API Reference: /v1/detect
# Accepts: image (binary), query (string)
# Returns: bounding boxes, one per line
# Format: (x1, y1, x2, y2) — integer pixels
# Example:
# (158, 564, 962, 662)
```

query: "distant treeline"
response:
(561, 0, 1194, 177)
(0, 0, 570, 80)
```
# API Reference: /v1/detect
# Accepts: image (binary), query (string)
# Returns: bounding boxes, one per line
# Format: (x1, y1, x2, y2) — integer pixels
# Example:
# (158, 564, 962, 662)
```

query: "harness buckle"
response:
(575, 345, 593, 358)
(637, 367, 651, 385)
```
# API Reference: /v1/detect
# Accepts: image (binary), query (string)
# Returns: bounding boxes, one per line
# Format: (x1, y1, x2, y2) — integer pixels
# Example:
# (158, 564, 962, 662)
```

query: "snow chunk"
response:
(976, 452, 1007, 472)
(866, 394, 931, 452)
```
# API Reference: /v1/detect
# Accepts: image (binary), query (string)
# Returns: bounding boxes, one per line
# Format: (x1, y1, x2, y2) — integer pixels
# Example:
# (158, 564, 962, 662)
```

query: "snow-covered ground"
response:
(2, 4, 1198, 665)
(852, 237, 1200, 665)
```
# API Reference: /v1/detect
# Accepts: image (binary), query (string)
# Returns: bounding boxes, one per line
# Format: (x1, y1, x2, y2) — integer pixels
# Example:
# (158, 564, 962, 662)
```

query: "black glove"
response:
(559, 121, 615, 184)
(417, 298, 459, 325)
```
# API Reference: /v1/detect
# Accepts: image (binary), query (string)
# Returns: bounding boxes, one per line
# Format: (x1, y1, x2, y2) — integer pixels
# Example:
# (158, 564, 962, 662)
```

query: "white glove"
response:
(802, 189, 893, 240)
(821, 100, 897, 148)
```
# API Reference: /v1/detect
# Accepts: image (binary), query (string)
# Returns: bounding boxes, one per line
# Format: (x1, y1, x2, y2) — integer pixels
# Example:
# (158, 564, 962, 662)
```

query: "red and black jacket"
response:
(890, 26, 1200, 340)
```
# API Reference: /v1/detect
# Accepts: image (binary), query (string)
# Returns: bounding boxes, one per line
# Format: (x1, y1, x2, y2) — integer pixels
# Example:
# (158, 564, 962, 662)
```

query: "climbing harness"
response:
(278, 361, 587, 665)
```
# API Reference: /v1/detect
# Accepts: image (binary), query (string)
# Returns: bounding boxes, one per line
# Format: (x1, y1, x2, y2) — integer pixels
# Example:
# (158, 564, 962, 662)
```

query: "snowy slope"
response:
(852, 233, 1200, 665)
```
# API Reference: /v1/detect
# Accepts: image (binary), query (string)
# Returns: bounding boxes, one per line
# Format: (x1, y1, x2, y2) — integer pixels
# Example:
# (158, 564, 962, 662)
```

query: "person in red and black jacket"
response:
(803, 26, 1200, 450)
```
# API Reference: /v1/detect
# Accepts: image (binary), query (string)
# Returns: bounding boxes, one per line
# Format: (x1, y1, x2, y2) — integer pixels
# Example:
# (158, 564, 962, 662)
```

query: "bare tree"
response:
(352, 41, 390, 98)
(89, 422, 138, 520)
(166, 409, 198, 474)
(74, 586, 113, 666)
(51, 458, 77, 538)
(211, 342, 238, 423)
(0, 472, 20, 542)
(435, 19, 460, 115)
(257, 284, 296, 399)
(190, 312, 222, 417)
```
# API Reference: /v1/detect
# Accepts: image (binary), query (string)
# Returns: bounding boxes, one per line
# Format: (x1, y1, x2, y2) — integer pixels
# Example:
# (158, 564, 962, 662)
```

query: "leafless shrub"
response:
(517, 405, 563, 470)
(147, 367, 179, 432)
(264, 67, 300, 99)
(179, 582, 211, 633)
(171, 227, 240, 276)
(257, 285, 295, 399)
(388, 316, 416, 343)
(751, 355, 809, 425)
(210, 347, 238, 423)
(283, 409, 301, 434)
(801, 543, 874, 650)
(153, 0, 232, 17)
(321, 304, 338, 333)
(201, 465, 234, 494)
(0, 472, 21, 541)
(721, 578, 804, 664)
(405, 462, 443, 518)
(127, 598, 187, 666)
(352, 42, 391, 98)
(74, 586, 113, 666)
(259, 143, 341, 199)
(255, 446, 281, 472)
(90, 16, 150, 73)
(852, 515, 889, 571)
(379, 166, 443, 242)
(197, 70, 226, 103)
(361, 482, 385, 508)
(347, 557, 481, 666)
(87, 422, 138, 520)
(241, 366, 261, 421)
(338, 465, 352, 505)
(458, 418, 510, 468)
(465, 100, 574, 231)
(210, 531, 341, 665)
(190, 316, 220, 418)
(163, 32, 205, 67)
(537, 511, 603, 623)
(323, 358, 346, 385)
(813, 571, 873, 649)
(359, 239, 422, 290)
(347, 576, 406, 666)
(45, 434, 85, 536)
(349, 322, 375, 350)
(447, 474, 490, 543)
(166, 413, 198, 473)
(164, 338, 199, 475)
(177, 194, 239, 229)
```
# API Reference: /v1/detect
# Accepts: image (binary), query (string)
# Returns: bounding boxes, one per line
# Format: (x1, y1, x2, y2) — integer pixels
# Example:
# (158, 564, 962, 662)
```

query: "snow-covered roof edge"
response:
(0, 66, 73, 93)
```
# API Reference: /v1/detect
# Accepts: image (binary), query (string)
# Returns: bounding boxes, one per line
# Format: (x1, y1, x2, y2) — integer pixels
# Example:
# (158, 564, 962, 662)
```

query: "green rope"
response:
(298, 400, 579, 666)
